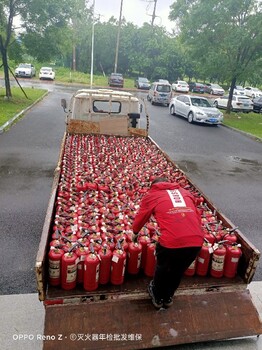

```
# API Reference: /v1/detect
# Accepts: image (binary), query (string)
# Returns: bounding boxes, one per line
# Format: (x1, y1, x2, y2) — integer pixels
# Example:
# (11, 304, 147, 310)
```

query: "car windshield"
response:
(212, 84, 221, 88)
(156, 85, 171, 92)
(179, 82, 188, 86)
(19, 64, 31, 68)
(139, 78, 149, 82)
(191, 98, 211, 107)
(235, 86, 244, 90)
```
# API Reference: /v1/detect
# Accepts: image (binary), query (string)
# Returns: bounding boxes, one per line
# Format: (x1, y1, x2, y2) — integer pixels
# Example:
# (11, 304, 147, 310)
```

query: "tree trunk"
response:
(226, 77, 236, 114)
(0, 44, 12, 99)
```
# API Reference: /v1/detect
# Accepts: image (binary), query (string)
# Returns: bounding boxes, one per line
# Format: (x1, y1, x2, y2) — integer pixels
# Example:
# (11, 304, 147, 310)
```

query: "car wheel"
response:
(210, 90, 214, 95)
(170, 105, 176, 115)
(259, 108, 262, 114)
(147, 95, 150, 101)
(188, 112, 194, 123)
(151, 99, 155, 105)
(214, 101, 219, 108)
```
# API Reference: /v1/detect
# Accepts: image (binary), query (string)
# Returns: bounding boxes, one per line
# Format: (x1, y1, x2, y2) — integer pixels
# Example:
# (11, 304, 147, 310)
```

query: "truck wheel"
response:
(188, 112, 194, 123)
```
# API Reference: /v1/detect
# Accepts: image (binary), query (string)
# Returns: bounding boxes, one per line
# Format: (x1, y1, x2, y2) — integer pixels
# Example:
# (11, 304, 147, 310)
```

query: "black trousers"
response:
(153, 244, 201, 301)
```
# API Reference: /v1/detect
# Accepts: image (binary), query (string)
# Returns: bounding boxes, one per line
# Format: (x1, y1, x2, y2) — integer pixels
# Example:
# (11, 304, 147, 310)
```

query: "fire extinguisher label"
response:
(96, 264, 100, 282)
(112, 255, 119, 263)
(122, 260, 126, 276)
(137, 252, 142, 268)
(49, 260, 60, 278)
(231, 257, 239, 263)
(198, 257, 205, 264)
(212, 254, 225, 271)
(66, 264, 77, 283)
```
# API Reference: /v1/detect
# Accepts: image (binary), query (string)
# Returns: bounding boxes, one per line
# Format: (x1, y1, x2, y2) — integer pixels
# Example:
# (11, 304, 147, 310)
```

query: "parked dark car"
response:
(253, 97, 262, 113)
(188, 82, 205, 93)
(108, 73, 124, 88)
(204, 83, 225, 95)
(135, 77, 150, 90)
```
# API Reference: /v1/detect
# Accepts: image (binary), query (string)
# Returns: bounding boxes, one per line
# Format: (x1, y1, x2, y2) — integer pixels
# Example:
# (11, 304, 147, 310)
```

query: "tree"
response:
(0, 0, 86, 98)
(169, 0, 262, 113)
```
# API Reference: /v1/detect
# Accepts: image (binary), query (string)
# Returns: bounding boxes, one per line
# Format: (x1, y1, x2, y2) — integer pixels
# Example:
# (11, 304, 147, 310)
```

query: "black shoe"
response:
(163, 297, 173, 308)
(148, 281, 163, 309)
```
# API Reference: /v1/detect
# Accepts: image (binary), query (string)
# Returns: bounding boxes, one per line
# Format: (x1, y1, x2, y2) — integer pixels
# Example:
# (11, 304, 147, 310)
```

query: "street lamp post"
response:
(90, 0, 96, 87)
(114, 0, 124, 73)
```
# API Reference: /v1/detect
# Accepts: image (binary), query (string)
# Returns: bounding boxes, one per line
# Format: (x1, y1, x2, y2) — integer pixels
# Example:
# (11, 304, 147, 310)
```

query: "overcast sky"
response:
(94, 0, 175, 31)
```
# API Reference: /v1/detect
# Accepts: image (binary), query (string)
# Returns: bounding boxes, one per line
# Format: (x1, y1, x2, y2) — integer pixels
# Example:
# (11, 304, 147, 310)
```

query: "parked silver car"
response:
(169, 95, 223, 124)
(205, 83, 225, 95)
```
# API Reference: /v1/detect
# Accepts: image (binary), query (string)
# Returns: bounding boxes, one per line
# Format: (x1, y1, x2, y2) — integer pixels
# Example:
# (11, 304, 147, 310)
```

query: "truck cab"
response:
(61, 89, 143, 133)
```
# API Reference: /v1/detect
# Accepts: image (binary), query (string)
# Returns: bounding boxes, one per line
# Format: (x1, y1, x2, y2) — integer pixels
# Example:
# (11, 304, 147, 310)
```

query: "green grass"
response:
(53, 67, 136, 88)
(0, 87, 47, 127)
(223, 112, 262, 139)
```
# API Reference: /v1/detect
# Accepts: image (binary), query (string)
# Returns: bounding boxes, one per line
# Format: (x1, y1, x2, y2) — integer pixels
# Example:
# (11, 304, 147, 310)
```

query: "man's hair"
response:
(151, 177, 169, 185)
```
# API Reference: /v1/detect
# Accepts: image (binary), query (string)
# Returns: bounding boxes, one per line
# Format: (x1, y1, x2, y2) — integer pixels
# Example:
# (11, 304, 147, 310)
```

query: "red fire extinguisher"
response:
(196, 239, 213, 277)
(98, 245, 112, 285)
(61, 246, 78, 290)
(210, 241, 227, 278)
(184, 259, 196, 276)
(144, 242, 157, 277)
(138, 234, 151, 269)
(48, 247, 64, 286)
(127, 238, 142, 275)
(223, 227, 238, 244)
(83, 244, 100, 291)
(110, 240, 127, 285)
(224, 244, 242, 278)
(75, 245, 89, 284)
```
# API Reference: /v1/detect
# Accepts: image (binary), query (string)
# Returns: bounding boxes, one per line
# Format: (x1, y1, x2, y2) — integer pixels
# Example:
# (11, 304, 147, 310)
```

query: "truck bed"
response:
(35, 131, 262, 349)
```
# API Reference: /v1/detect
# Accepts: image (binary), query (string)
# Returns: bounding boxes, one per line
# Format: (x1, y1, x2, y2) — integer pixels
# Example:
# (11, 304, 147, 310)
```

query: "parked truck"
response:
(35, 88, 262, 350)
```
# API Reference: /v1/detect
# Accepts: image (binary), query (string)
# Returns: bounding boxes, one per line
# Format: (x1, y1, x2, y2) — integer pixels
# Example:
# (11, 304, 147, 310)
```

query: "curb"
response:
(0, 90, 49, 134)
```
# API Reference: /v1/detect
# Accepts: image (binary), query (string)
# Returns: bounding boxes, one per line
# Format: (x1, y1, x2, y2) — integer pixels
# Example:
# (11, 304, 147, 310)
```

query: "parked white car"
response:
(169, 95, 223, 124)
(15, 63, 36, 78)
(39, 67, 55, 80)
(213, 95, 253, 112)
(230, 85, 246, 95)
(172, 80, 189, 93)
(244, 86, 262, 99)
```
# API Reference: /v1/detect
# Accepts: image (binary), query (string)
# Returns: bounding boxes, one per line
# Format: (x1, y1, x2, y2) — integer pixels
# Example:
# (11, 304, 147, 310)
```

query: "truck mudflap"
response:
(43, 289, 262, 350)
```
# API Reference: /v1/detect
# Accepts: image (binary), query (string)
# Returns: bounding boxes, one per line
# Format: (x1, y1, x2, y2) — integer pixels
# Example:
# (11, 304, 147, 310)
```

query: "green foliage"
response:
(0, 87, 47, 126)
(223, 112, 262, 139)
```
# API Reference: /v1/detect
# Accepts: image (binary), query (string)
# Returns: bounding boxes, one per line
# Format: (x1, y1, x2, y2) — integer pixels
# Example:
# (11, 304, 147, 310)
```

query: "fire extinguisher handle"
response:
(68, 243, 79, 253)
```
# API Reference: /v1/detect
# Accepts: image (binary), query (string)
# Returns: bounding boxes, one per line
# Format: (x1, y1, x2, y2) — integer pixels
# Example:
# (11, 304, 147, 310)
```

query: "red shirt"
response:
(132, 182, 204, 249)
